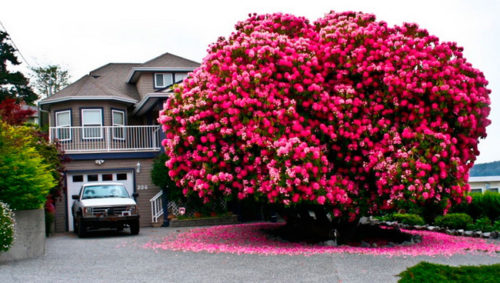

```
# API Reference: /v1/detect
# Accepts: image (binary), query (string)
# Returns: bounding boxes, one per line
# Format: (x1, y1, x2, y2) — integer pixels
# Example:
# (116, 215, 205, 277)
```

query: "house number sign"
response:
(137, 185, 148, 190)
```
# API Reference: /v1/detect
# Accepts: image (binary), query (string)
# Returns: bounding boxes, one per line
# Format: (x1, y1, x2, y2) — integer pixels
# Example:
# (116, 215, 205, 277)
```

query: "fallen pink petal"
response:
(144, 223, 500, 257)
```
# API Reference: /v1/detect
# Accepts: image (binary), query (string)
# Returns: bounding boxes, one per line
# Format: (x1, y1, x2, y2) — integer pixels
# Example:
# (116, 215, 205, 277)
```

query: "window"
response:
(112, 110, 125, 140)
(81, 109, 103, 139)
(470, 188, 483, 194)
(154, 73, 173, 88)
(487, 188, 499, 193)
(55, 110, 71, 141)
(174, 73, 188, 83)
(87, 174, 98, 182)
(102, 174, 113, 181)
(72, 175, 83, 182)
(116, 173, 127, 180)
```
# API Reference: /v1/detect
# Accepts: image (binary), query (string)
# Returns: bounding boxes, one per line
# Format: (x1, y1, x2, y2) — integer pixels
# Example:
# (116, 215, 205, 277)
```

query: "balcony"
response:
(49, 126, 161, 153)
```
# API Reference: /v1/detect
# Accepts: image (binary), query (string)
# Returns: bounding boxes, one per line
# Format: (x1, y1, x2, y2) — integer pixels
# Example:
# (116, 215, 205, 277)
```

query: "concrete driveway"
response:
(0, 227, 499, 282)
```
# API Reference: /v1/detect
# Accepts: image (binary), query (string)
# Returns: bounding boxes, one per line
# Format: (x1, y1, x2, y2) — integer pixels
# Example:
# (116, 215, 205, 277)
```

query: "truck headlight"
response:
(127, 205, 137, 214)
(83, 207, 93, 216)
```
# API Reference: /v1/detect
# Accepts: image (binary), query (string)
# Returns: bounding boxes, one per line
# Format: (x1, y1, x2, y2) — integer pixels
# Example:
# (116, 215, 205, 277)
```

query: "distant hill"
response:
(470, 161, 500, 177)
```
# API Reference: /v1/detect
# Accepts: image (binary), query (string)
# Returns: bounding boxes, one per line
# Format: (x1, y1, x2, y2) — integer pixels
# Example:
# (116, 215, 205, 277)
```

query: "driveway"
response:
(0, 227, 499, 282)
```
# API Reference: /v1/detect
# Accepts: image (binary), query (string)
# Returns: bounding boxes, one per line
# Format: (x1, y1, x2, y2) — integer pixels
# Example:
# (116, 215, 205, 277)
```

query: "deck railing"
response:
(49, 125, 161, 153)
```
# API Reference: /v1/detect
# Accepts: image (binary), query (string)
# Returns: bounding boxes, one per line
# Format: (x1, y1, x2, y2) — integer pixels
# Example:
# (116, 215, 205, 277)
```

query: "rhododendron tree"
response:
(158, 12, 490, 229)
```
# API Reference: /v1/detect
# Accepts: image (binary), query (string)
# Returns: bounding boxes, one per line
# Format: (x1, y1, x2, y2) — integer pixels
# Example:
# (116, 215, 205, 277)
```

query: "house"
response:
(468, 161, 500, 193)
(21, 104, 39, 124)
(39, 52, 199, 232)
(468, 176, 500, 193)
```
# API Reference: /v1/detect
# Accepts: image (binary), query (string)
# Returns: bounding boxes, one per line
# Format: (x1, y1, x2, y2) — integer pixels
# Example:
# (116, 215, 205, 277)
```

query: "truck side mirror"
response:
(72, 195, 79, 200)
(132, 192, 139, 198)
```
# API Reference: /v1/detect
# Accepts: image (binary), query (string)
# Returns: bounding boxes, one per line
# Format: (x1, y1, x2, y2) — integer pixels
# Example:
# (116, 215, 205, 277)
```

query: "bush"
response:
(398, 262, 500, 283)
(392, 213, 425, 226)
(0, 201, 15, 252)
(452, 192, 500, 222)
(0, 122, 56, 210)
(151, 154, 183, 202)
(475, 192, 500, 221)
(45, 212, 54, 236)
(434, 213, 473, 229)
(467, 217, 493, 232)
(158, 12, 490, 224)
(493, 220, 500, 232)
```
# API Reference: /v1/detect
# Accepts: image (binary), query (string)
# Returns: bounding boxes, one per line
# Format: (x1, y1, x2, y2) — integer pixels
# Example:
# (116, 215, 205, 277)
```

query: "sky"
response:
(1, 0, 499, 164)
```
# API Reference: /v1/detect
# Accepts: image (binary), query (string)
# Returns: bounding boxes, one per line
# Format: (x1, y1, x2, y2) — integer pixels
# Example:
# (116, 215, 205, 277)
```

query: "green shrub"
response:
(467, 217, 493, 232)
(493, 220, 500, 232)
(374, 214, 393, 222)
(434, 213, 473, 229)
(0, 122, 55, 210)
(151, 154, 183, 202)
(45, 212, 54, 237)
(0, 201, 15, 252)
(398, 262, 500, 283)
(452, 192, 500, 222)
(479, 191, 500, 221)
(392, 213, 425, 226)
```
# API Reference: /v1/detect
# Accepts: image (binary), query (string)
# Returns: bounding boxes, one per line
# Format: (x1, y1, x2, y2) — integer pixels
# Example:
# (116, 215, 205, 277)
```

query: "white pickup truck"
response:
(72, 183, 140, 237)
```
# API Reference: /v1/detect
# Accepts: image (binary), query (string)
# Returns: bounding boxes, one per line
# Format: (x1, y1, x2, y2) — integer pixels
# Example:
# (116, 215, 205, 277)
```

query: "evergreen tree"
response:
(0, 31, 38, 105)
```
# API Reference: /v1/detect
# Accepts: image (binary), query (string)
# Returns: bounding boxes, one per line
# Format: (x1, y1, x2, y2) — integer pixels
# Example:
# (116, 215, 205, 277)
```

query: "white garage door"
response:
(66, 171, 134, 231)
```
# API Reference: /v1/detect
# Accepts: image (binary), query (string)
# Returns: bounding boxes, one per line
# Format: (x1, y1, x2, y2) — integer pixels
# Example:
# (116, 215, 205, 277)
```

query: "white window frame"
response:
(112, 109, 126, 140)
(55, 110, 71, 141)
(154, 73, 173, 88)
(81, 109, 103, 139)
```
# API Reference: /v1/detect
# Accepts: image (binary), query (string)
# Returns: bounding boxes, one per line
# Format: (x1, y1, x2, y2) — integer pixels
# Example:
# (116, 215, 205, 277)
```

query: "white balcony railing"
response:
(49, 125, 161, 153)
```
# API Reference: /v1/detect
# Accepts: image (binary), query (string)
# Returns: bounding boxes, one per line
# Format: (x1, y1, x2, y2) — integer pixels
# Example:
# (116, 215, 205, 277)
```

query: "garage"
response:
(66, 170, 135, 231)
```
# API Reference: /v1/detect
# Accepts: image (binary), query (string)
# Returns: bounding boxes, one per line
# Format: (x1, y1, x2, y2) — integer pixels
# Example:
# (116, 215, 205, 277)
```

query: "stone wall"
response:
(0, 209, 45, 263)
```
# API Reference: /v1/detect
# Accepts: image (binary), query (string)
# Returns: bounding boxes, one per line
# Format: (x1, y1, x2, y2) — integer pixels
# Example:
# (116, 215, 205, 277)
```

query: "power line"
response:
(0, 19, 34, 68)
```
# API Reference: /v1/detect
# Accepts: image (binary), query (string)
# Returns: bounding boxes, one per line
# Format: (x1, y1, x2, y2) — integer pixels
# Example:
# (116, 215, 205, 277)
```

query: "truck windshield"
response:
(82, 185, 130, 199)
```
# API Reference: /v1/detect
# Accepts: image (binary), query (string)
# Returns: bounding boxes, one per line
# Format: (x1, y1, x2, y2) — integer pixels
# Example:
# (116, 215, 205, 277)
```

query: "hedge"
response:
(434, 213, 473, 229)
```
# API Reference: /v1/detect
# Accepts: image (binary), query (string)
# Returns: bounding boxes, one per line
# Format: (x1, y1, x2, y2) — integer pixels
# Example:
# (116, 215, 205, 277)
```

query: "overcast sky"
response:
(1, 0, 499, 164)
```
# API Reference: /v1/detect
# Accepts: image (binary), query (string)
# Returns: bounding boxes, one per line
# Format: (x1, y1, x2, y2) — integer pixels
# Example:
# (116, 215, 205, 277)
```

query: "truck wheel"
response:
(77, 218, 87, 238)
(130, 220, 140, 235)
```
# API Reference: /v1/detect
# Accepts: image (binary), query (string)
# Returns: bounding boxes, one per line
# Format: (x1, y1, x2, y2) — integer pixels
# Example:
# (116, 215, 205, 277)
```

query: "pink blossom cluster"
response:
(158, 12, 491, 218)
(145, 223, 500, 257)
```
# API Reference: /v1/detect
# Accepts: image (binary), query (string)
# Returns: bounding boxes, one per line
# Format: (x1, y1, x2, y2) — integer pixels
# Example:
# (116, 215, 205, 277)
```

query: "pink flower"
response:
(317, 195, 326, 205)
(422, 192, 429, 199)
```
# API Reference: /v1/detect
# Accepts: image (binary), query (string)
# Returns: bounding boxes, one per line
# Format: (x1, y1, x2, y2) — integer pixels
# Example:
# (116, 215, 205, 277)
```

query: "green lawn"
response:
(398, 261, 500, 283)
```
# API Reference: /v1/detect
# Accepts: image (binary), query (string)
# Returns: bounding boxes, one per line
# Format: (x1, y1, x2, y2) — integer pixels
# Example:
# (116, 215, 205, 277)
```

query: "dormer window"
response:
(154, 73, 173, 88)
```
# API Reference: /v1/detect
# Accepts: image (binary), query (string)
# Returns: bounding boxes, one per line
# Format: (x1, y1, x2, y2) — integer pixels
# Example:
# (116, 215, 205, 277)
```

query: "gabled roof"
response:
(127, 52, 199, 83)
(133, 87, 174, 116)
(39, 52, 200, 112)
(40, 63, 141, 107)
(142, 52, 200, 68)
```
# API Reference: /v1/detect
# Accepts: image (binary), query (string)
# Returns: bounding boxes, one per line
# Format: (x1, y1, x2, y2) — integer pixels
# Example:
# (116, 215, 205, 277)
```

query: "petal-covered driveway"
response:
(0, 226, 498, 283)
